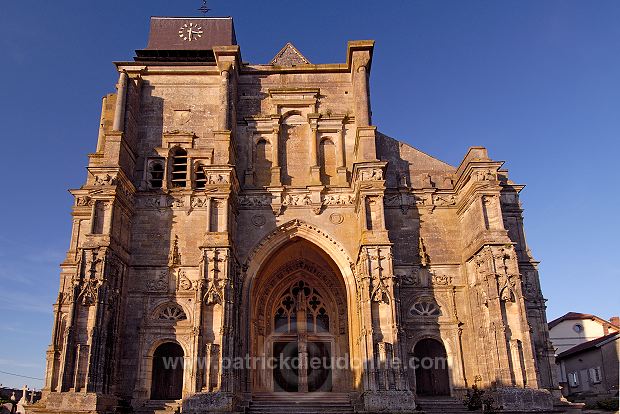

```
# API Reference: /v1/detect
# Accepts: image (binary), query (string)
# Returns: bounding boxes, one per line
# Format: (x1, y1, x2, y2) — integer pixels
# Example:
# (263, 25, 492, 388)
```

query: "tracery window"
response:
(273, 280, 330, 334)
(410, 300, 441, 316)
(158, 305, 187, 321)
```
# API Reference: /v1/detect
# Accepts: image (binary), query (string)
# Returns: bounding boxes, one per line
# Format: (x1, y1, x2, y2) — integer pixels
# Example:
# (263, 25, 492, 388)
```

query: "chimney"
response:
(610, 316, 620, 328)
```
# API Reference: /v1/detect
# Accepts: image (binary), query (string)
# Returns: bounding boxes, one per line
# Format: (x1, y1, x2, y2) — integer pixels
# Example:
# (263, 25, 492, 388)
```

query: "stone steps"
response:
(249, 392, 354, 413)
(416, 396, 470, 414)
(133, 399, 182, 414)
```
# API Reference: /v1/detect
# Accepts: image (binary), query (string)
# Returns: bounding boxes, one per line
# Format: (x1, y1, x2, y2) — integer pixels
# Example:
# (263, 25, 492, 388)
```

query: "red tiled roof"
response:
(556, 331, 620, 359)
(548, 312, 619, 330)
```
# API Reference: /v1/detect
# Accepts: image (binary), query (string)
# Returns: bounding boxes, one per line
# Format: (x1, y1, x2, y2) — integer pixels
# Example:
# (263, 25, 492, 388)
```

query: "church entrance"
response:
(151, 342, 184, 400)
(270, 281, 334, 392)
(249, 239, 351, 393)
(270, 280, 334, 392)
(413, 338, 450, 396)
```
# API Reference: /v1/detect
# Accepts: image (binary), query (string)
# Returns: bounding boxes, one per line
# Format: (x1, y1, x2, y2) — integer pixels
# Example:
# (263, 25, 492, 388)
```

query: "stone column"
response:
(219, 68, 230, 131)
(270, 120, 281, 186)
(354, 65, 370, 127)
(112, 72, 128, 132)
(310, 127, 321, 185)
(96, 96, 108, 152)
(336, 126, 347, 184)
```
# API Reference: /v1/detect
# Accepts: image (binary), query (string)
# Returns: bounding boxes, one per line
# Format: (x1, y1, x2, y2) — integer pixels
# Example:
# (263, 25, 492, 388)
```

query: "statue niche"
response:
(280, 113, 309, 186)
(319, 137, 337, 185)
(254, 138, 272, 187)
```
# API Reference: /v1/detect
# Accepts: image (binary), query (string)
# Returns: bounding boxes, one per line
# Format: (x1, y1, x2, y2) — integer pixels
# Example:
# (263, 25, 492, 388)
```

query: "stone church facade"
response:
(33, 17, 575, 414)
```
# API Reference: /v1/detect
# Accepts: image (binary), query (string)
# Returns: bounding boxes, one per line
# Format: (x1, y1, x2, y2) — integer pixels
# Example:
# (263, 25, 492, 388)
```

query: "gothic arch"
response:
(243, 219, 355, 304)
(242, 220, 360, 392)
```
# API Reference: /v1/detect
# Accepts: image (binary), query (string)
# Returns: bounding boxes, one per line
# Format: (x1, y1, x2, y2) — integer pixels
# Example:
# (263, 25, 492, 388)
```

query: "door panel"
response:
(273, 341, 299, 392)
(307, 341, 332, 392)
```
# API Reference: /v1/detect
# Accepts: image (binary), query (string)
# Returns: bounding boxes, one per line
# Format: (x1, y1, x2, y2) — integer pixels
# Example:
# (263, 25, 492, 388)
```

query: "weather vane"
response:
(198, 0, 211, 15)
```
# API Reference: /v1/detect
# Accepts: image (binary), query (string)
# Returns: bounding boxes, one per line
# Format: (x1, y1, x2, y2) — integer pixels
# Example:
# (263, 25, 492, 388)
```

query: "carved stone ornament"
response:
(177, 269, 193, 291)
(204, 282, 222, 306)
(431, 273, 452, 286)
(238, 194, 272, 207)
(433, 194, 456, 206)
(168, 235, 182, 268)
(282, 193, 312, 207)
(206, 173, 229, 185)
(418, 236, 430, 267)
(359, 168, 383, 181)
(322, 194, 355, 206)
(93, 174, 117, 186)
(397, 269, 421, 286)
(251, 214, 266, 227)
(147, 270, 169, 292)
(329, 213, 344, 225)
(191, 196, 209, 208)
(171, 198, 184, 208)
(78, 278, 100, 306)
(76, 196, 93, 207)
(473, 169, 497, 182)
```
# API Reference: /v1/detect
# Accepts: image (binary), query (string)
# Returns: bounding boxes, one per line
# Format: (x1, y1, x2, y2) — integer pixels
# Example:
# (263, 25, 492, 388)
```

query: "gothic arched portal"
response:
(249, 238, 352, 393)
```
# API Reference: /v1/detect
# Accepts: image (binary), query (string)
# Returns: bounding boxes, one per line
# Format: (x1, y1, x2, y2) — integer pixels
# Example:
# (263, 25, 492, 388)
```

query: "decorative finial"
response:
(198, 0, 211, 15)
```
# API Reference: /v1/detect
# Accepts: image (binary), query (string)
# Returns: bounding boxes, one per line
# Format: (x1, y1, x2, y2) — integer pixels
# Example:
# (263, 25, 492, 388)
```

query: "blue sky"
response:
(0, 0, 618, 389)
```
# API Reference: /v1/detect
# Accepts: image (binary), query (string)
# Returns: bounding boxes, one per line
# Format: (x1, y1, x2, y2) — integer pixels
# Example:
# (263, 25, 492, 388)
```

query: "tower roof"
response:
(135, 17, 236, 62)
(145, 17, 236, 50)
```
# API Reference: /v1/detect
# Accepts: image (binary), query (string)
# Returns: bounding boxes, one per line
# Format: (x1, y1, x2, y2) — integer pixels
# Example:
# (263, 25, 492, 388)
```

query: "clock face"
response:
(178, 23, 203, 42)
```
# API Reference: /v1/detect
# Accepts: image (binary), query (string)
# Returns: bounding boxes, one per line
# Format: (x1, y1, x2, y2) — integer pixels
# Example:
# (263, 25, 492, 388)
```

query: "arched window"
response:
(170, 148, 188, 188)
(272, 280, 330, 334)
(307, 292, 330, 333)
(148, 159, 164, 189)
(158, 304, 187, 322)
(274, 294, 297, 333)
(410, 300, 441, 316)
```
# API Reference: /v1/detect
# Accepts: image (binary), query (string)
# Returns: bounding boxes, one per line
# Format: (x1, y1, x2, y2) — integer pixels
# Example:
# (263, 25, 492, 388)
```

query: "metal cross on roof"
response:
(198, 0, 211, 15)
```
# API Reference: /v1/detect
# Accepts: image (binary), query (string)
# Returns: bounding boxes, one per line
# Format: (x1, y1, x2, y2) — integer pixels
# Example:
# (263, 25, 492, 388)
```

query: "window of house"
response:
(148, 159, 164, 189)
(573, 323, 584, 333)
(589, 367, 602, 384)
(568, 372, 579, 387)
(170, 148, 188, 187)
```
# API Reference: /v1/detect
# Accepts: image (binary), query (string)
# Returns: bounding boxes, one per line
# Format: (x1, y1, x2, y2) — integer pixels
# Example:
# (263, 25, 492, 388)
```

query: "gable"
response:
(270, 42, 311, 66)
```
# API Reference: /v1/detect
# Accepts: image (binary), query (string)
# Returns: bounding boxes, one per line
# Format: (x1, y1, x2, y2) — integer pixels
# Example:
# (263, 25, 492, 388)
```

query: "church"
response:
(33, 16, 578, 414)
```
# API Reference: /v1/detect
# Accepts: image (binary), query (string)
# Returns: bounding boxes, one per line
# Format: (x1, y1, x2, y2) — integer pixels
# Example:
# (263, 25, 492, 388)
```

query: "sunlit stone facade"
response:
(33, 16, 574, 414)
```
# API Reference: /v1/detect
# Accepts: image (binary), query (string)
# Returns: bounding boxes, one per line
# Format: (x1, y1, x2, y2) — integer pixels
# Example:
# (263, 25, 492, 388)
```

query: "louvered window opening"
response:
(171, 149, 188, 187)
